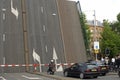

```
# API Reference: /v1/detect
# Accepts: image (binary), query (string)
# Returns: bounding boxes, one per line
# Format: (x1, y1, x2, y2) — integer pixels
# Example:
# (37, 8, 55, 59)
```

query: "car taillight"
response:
(98, 66, 101, 71)
(85, 69, 90, 72)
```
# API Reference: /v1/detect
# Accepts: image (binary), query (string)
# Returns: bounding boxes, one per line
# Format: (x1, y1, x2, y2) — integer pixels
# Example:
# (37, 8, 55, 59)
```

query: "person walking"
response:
(112, 57, 116, 70)
(114, 55, 120, 72)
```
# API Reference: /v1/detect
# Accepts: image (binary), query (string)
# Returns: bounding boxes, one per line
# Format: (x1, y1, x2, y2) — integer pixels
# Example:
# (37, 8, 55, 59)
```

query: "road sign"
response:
(94, 49, 99, 54)
(94, 41, 99, 49)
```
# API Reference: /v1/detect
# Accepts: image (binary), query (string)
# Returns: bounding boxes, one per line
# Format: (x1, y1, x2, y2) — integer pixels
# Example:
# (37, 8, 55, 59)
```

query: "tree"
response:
(117, 13, 120, 22)
(79, 13, 91, 50)
(111, 13, 120, 34)
(100, 20, 120, 57)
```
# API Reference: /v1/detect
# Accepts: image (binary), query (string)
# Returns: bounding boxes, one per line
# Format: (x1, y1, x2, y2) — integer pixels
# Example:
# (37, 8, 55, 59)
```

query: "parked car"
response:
(90, 60, 109, 76)
(63, 62, 100, 79)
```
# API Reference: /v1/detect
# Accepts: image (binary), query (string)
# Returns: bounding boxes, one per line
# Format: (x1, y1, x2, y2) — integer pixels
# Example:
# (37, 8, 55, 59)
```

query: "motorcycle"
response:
(47, 68, 55, 75)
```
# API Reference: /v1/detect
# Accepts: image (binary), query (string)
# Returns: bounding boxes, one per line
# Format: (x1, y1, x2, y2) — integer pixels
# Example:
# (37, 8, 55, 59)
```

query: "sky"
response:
(68, 0, 120, 22)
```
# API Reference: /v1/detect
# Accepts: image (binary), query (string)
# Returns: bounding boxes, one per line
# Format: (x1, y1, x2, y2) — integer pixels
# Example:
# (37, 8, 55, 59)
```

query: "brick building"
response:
(87, 20, 104, 59)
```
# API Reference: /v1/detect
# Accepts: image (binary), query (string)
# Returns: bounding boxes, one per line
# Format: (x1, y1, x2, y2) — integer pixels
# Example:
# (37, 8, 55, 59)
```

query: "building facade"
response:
(87, 20, 104, 59)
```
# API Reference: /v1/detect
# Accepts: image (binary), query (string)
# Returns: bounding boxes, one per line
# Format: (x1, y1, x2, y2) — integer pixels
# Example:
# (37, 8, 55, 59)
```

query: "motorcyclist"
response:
(47, 59, 55, 75)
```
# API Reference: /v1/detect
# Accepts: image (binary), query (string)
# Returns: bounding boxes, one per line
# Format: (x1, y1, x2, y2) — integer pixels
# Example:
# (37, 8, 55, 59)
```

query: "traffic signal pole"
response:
(21, 0, 29, 72)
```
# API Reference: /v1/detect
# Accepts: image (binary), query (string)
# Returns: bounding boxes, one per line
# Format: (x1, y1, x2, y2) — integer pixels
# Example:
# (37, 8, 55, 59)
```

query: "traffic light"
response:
(105, 48, 110, 55)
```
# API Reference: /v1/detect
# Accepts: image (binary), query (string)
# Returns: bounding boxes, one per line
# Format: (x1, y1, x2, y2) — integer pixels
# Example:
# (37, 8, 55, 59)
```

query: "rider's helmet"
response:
(50, 59, 54, 63)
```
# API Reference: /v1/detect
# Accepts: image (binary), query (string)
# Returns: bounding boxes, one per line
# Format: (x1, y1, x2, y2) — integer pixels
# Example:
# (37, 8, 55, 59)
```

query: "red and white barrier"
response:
(0, 63, 74, 67)
(0, 63, 74, 72)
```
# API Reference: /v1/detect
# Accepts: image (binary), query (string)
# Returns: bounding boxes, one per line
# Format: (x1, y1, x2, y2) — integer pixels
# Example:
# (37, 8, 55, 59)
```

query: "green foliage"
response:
(117, 13, 120, 22)
(101, 20, 120, 57)
(111, 13, 120, 34)
(79, 13, 91, 50)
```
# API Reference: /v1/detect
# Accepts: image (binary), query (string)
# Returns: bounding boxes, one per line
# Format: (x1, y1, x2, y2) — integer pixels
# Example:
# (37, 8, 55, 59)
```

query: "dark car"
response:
(90, 60, 109, 76)
(63, 63, 100, 79)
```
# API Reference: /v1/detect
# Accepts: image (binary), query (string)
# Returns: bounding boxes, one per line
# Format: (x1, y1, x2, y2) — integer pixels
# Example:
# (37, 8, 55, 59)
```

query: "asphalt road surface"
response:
(26, 0, 65, 72)
(54, 72, 120, 80)
(0, 72, 56, 80)
(0, 0, 65, 73)
(0, 72, 120, 80)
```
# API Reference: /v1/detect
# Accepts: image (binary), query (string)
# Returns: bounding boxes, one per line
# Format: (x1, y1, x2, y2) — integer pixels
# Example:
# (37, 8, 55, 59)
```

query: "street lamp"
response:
(93, 10, 99, 61)
(82, 10, 99, 61)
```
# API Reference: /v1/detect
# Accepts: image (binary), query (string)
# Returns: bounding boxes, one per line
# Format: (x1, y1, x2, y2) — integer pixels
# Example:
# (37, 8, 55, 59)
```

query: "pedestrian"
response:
(110, 57, 116, 71)
(115, 55, 120, 70)
(105, 57, 109, 65)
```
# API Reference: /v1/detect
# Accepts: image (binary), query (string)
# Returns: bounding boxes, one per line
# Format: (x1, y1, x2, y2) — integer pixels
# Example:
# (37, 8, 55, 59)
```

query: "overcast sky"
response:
(68, 0, 120, 22)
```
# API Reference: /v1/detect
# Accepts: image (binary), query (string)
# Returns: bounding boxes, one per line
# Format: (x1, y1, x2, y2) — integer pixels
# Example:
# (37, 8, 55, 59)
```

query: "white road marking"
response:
(11, 0, 19, 19)
(53, 47, 58, 70)
(22, 75, 41, 79)
(0, 76, 6, 80)
(45, 45, 48, 52)
(32, 49, 42, 72)
(2, 9, 6, 20)
(2, 9, 6, 11)
(52, 13, 56, 16)
(41, 7, 44, 13)
(3, 13, 6, 20)
(43, 25, 46, 32)
(3, 34, 5, 42)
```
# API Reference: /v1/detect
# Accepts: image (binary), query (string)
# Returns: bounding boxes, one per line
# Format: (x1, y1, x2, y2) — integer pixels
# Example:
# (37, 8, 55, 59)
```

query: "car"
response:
(63, 62, 100, 79)
(90, 60, 109, 76)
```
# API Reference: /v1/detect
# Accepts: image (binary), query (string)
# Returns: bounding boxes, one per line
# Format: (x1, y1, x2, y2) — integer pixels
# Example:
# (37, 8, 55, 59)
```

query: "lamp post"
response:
(82, 10, 99, 60)
(93, 10, 99, 61)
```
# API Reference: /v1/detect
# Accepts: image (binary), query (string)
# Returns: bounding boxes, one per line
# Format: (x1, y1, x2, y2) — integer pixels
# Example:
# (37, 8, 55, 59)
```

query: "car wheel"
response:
(80, 73, 84, 79)
(64, 71, 68, 77)
(102, 73, 106, 76)
(93, 76, 98, 78)
(118, 71, 120, 77)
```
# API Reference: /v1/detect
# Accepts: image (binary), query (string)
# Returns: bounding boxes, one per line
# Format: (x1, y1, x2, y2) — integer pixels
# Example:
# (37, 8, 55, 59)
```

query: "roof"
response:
(87, 20, 103, 27)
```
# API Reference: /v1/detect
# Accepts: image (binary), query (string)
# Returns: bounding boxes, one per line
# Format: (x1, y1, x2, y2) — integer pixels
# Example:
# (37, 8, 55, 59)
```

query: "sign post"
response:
(94, 41, 99, 61)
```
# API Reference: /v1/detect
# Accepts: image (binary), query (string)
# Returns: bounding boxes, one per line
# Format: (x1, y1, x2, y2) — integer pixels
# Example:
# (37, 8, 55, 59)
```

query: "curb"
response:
(29, 72, 77, 80)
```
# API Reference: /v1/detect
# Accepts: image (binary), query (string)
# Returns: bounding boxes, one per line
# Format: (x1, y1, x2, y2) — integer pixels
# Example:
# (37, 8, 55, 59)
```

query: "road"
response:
(53, 72, 120, 80)
(0, 0, 26, 73)
(0, 0, 65, 73)
(0, 72, 119, 80)
(26, 0, 65, 72)
(0, 72, 56, 80)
